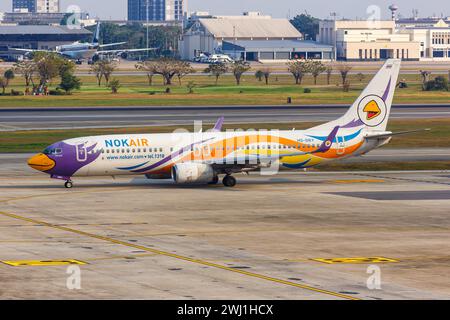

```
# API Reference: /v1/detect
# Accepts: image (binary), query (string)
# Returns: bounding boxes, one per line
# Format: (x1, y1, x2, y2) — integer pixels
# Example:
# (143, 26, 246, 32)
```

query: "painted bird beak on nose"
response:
(28, 154, 55, 172)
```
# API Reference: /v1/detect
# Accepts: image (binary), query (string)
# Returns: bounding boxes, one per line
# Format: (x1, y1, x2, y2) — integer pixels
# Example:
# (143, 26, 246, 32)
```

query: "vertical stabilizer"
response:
(311, 59, 401, 132)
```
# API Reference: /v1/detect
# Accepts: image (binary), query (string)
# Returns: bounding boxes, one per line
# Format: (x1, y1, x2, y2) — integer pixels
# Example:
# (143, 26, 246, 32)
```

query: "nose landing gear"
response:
(64, 180, 73, 189)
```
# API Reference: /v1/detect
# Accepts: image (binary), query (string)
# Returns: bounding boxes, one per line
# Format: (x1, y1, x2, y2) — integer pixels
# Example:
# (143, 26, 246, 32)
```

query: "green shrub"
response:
(10, 89, 23, 96)
(49, 89, 66, 96)
(303, 88, 312, 93)
(424, 76, 449, 91)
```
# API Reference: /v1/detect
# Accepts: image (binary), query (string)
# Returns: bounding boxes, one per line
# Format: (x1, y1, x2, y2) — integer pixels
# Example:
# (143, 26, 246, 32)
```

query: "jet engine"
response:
(171, 163, 215, 184)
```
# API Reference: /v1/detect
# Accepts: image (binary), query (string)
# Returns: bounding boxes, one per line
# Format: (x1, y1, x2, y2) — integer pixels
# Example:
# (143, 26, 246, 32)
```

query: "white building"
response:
(12, 0, 59, 13)
(397, 19, 450, 60)
(318, 20, 420, 61)
(36, 0, 59, 13)
(179, 14, 303, 60)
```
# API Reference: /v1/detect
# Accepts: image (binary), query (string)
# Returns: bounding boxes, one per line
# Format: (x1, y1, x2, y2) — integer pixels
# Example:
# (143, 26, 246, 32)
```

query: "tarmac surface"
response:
(1, 105, 449, 131)
(0, 153, 449, 299)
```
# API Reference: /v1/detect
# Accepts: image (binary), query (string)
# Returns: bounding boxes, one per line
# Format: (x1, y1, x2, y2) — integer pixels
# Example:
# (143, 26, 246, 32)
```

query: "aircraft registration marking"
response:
(1, 259, 87, 267)
(311, 257, 399, 264)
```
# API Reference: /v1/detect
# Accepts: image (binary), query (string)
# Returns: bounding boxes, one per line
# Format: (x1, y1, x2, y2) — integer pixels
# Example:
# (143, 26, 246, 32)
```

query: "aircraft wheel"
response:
(208, 176, 219, 185)
(223, 175, 236, 187)
(64, 181, 73, 189)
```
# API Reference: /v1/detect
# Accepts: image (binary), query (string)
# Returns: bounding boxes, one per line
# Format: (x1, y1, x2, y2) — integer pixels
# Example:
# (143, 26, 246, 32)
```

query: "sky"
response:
(0, 0, 449, 20)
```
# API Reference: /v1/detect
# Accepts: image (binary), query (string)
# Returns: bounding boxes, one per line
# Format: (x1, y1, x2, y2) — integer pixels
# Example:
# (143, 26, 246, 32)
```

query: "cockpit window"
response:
(43, 148, 62, 155)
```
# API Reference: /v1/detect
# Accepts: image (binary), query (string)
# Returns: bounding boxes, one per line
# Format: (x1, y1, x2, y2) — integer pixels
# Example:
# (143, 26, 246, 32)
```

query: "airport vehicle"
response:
(28, 59, 425, 188)
(15, 22, 157, 62)
(194, 53, 211, 63)
(208, 54, 234, 63)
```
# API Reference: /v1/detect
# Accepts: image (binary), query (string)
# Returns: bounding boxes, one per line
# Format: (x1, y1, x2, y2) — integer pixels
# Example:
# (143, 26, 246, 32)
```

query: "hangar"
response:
(178, 14, 305, 61)
(0, 25, 91, 50)
(222, 39, 334, 61)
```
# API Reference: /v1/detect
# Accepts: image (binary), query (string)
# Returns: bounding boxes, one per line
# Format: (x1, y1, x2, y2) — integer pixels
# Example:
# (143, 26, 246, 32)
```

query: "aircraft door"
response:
(336, 136, 346, 155)
(76, 143, 88, 162)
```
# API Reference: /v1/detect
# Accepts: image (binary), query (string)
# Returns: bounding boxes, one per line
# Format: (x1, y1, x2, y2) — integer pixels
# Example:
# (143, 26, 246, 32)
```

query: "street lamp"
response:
(146, 0, 149, 58)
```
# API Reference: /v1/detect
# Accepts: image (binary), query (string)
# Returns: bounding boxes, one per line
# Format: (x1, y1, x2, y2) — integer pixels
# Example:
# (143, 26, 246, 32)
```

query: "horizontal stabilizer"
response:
(364, 128, 430, 140)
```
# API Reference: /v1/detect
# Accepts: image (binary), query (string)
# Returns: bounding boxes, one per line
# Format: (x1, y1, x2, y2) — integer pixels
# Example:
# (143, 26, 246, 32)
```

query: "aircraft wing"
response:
(98, 42, 127, 48)
(11, 48, 52, 53)
(97, 47, 158, 54)
(364, 129, 430, 140)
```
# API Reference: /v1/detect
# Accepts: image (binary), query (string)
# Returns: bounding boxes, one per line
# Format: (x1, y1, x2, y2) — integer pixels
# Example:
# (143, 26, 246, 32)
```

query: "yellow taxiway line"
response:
(0, 210, 361, 300)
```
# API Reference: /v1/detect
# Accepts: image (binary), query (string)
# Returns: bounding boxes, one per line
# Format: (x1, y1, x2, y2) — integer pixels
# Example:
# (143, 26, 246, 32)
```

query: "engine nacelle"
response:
(171, 163, 215, 184)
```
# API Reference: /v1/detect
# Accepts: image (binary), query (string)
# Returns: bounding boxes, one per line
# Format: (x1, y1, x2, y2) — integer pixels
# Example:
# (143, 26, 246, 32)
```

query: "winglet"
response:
(213, 117, 225, 132)
(312, 126, 340, 153)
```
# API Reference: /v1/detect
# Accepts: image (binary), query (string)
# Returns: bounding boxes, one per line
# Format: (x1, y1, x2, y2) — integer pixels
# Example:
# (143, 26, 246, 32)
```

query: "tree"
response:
(0, 77, 7, 95)
(32, 52, 66, 86)
(175, 61, 195, 85)
(135, 60, 157, 86)
(108, 78, 121, 94)
(325, 65, 333, 85)
(337, 63, 353, 86)
(186, 81, 196, 94)
(308, 61, 326, 85)
(420, 70, 431, 91)
(230, 61, 251, 85)
(150, 58, 182, 85)
(290, 14, 320, 40)
(90, 62, 104, 86)
(262, 68, 271, 85)
(204, 63, 228, 85)
(287, 60, 310, 85)
(4, 69, 15, 87)
(13, 60, 35, 87)
(255, 70, 264, 81)
(59, 72, 81, 94)
(58, 60, 76, 78)
(90, 60, 117, 86)
(102, 61, 116, 85)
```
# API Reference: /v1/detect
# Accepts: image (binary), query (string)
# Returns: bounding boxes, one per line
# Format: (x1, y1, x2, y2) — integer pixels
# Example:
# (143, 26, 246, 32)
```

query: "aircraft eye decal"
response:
(357, 95, 387, 127)
(363, 100, 381, 120)
(325, 141, 332, 148)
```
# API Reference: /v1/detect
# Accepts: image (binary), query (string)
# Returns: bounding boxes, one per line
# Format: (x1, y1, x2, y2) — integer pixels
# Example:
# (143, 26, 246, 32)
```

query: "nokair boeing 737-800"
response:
(27, 59, 426, 188)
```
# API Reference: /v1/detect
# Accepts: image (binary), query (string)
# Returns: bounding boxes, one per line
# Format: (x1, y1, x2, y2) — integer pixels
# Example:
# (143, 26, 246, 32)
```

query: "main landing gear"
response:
(64, 180, 73, 189)
(222, 175, 237, 188)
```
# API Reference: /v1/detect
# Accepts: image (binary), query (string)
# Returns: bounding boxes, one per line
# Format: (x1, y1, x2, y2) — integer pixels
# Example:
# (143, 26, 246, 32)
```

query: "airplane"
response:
(27, 59, 428, 188)
(14, 22, 157, 62)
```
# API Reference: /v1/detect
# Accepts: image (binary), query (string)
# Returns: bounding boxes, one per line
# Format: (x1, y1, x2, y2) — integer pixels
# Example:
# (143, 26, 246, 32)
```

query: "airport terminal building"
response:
(318, 20, 421, 61)
(318, 18, 450, 61)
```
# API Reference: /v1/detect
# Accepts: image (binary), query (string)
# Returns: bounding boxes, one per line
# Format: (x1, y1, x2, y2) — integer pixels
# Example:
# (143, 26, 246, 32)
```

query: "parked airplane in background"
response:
(28, 59, 427, 188)
(15, 22, 157, 62)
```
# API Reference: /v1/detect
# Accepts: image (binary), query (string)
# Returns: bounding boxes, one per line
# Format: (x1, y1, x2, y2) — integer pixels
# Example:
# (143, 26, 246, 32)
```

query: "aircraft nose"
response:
(27, 153, 55, 172)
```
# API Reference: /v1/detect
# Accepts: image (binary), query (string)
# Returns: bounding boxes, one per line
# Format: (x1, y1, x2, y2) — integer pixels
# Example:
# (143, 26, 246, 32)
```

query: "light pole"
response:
(146, 0, 150, 57)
